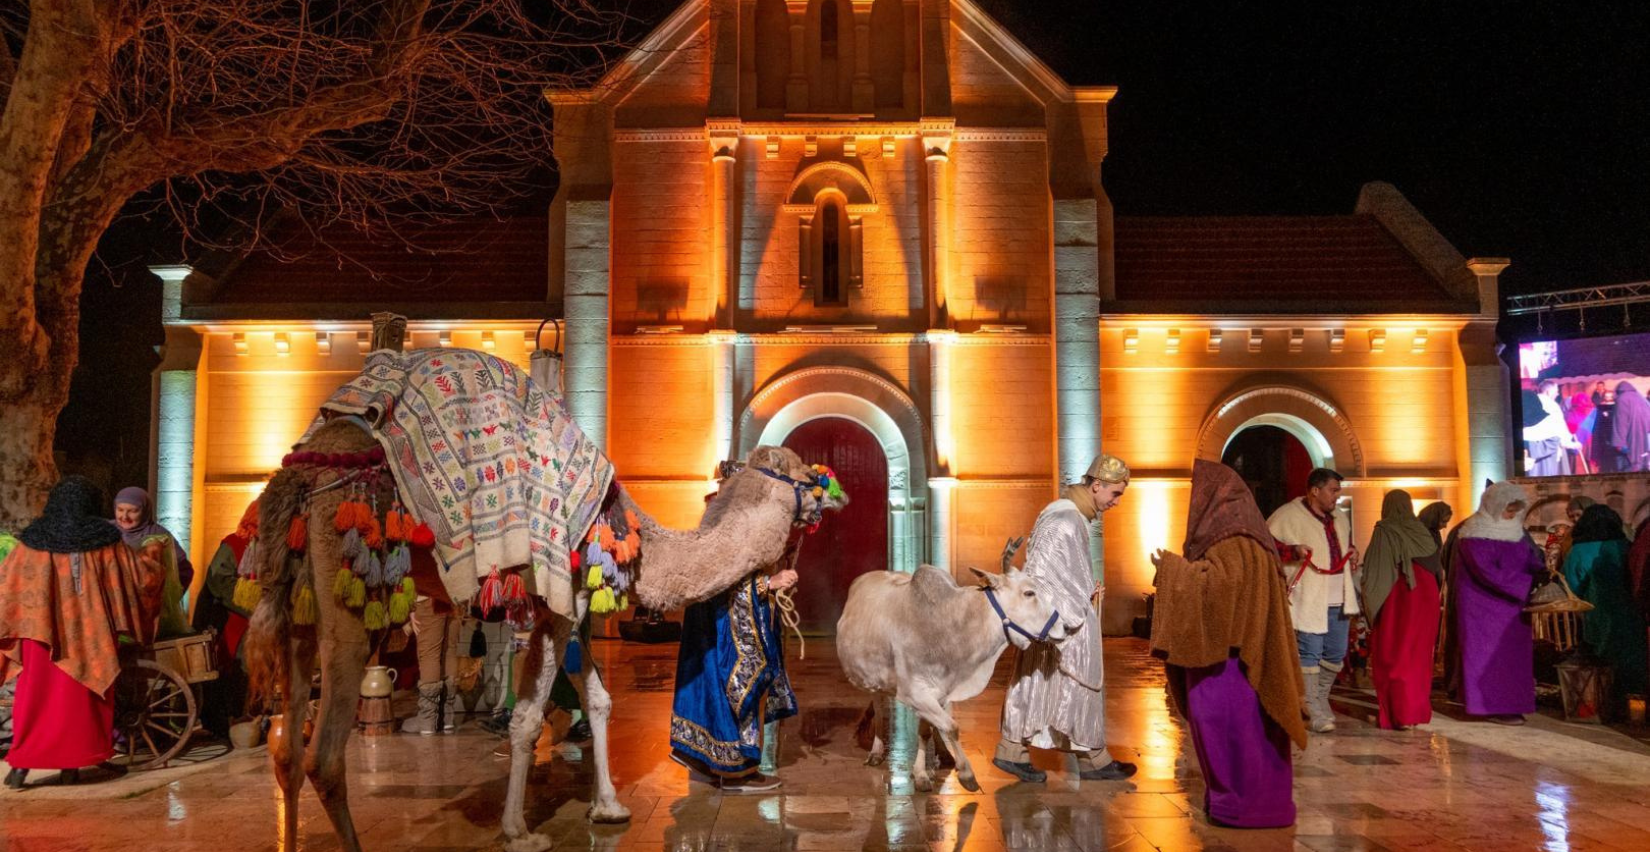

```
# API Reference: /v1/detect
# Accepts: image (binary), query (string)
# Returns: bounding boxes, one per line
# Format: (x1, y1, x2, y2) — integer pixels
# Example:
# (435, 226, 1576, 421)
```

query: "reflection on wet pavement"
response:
(5, 638, 1650, 851)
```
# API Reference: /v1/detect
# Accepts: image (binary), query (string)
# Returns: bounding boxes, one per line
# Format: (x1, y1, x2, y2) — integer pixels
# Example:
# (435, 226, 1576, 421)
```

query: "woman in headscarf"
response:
(1609, 382, 1650, 473)
(1451, 481, 1543, 725)
(1150, 460, 1304, 829)
(0, 477, 165, 788)
(111, 487, 191, 638)
(1361, 491, 1442, 730)
(1418, 502, 1453, 553)
(1563, 505, 1648, 704)
(1567, 391, 1596, 466)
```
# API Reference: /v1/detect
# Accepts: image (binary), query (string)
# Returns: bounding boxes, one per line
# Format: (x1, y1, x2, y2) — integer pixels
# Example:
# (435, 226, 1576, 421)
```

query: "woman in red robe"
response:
(0, 477, 164, 788)
(1361, 490, 1443, 729)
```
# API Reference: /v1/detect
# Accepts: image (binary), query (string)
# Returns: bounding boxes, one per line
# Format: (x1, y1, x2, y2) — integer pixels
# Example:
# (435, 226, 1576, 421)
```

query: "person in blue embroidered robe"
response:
(668, 561, 798, 792)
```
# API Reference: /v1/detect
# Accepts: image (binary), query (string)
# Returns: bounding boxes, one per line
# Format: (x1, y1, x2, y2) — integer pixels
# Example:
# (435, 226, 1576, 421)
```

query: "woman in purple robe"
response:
(1451, 481, 1542, 725)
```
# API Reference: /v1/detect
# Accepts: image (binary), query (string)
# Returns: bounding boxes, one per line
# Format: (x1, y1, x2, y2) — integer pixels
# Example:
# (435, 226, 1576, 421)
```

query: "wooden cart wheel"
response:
(112, 658, 197, 770)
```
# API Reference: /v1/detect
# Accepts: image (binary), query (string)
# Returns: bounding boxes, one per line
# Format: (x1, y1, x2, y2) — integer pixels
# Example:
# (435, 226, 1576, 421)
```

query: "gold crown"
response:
(1086, 454, 1130, 484)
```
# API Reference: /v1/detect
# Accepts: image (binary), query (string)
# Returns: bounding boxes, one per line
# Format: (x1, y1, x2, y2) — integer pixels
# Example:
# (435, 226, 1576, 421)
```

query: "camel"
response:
(245, 414, 846, 852)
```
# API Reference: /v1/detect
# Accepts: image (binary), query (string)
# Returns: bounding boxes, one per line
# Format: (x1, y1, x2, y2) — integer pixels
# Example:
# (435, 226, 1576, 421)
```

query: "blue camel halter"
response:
(983, 586, 1062, 645)
(753, 466, 829, 525)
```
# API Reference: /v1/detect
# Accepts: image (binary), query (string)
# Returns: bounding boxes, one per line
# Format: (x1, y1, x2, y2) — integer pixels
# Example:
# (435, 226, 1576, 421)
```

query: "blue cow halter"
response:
(753, 466, 829, 525)
(983, 587, 1061, 645)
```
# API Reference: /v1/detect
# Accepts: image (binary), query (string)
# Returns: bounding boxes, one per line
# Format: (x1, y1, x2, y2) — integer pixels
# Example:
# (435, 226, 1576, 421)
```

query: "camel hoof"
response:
(912, 773, 933, 793)
(957, 771, 981, 793)
(503, 833, 553, 852)
(588, 801, 632, 824)
(864, 752, 885, 767)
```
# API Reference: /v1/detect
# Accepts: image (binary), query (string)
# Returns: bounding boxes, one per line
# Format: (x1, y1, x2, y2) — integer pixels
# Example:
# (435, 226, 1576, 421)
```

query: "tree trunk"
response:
(0, 390, 67, 531)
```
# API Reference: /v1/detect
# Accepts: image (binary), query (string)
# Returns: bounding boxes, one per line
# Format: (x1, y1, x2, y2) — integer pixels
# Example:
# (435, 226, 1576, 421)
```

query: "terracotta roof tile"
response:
(1112, 214, 1467, 313)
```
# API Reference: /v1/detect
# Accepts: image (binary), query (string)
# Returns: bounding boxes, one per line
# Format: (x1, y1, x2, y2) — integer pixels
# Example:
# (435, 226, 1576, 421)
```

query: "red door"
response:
(782, 417, 889, 634)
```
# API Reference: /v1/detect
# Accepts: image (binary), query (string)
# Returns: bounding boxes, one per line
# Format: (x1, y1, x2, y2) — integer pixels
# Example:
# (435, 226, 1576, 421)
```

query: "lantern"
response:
(1554, 656, 1613, 724)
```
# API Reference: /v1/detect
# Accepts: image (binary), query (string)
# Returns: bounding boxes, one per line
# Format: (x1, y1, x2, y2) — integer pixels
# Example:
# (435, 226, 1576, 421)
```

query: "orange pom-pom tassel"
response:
(385, 511, 404, 543)
(409, 521, 435, 549)
(363, 517, 384, 550)
(287, 515, 308, 551)
(334, 501, 355, 532)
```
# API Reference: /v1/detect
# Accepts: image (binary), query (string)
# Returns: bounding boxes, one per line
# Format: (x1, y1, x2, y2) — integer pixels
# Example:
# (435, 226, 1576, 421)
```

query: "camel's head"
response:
(745, 445, 849, 526)
(968, 566, 1072, 650)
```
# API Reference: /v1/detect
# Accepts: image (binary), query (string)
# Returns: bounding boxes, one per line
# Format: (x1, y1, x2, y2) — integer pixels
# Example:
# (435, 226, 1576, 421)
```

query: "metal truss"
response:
(1505, 281, 1650, 315)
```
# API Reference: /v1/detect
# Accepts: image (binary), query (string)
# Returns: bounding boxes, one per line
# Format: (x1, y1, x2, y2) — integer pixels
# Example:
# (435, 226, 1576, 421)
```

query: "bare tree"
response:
(0, 0, 620, 528)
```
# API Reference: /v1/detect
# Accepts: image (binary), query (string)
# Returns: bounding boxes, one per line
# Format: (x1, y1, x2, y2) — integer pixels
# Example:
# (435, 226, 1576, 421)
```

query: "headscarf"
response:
(1609, 382, 1650, 469)
(1458, 480, 1531, 543)
(1360, 490, 1440, 625)
(1418, 501, 1453, 542)
(1571, 504, 1628, 546)
(18, 476, 126, 554)
(1568, 495, 1597, 518)
(112, 486, 187, 564)
(1181, 459, 1275, 561)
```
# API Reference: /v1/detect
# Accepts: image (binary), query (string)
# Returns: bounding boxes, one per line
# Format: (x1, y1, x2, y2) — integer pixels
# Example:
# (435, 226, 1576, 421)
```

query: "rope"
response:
(768, 533, 807, 659)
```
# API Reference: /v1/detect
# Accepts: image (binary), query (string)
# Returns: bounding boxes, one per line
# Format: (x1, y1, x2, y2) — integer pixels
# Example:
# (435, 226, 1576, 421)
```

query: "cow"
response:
(835, 553, 1074, 792)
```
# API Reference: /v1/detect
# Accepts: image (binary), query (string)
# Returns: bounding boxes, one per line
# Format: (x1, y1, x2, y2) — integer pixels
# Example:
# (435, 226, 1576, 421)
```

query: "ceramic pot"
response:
(228, 720, 262, 750)
(360, 665, 397, 699)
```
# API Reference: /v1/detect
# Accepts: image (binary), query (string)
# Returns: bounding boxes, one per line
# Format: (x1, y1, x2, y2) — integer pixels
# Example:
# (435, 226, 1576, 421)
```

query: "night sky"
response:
(62, 0, 1650, 491)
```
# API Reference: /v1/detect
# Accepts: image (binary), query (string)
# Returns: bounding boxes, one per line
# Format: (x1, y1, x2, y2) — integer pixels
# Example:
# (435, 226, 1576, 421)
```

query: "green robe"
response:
(1565, 540, 1650, 699)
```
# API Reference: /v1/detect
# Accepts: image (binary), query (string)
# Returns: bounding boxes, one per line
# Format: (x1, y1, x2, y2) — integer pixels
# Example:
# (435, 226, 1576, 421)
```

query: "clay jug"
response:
(360, 666, 397, 699)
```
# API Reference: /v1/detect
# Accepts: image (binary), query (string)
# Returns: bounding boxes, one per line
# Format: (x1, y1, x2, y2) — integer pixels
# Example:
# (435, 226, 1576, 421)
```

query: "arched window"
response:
(799, 190, 859, 306)
(820, 0, 839, 59)
(820, 199, 843, 305)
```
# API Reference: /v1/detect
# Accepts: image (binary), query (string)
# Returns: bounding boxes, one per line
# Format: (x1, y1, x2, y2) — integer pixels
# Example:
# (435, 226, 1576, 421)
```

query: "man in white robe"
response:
(993, 454, 1136, 783)
(1267, 467, 1358, 733)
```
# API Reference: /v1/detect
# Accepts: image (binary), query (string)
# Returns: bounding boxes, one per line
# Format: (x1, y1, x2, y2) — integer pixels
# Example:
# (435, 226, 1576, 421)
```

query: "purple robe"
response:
(1174, 656, 1295, 829)
(1453, 536, 1542, 715)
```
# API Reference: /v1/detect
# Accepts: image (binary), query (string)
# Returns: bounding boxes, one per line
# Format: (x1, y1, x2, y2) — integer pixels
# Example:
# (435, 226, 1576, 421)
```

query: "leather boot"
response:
(1302, 666, 1331, 733)
(441, 678, 460, 733)
(401, 683, 443, 736)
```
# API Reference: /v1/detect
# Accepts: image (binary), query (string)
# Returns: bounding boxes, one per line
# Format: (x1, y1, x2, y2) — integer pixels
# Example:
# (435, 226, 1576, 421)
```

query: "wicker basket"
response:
(1525, 572, 1594, 614)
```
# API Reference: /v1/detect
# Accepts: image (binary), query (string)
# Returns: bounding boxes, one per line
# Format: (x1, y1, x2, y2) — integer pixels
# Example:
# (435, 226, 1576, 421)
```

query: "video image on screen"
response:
(1518, 332, 1650, 476)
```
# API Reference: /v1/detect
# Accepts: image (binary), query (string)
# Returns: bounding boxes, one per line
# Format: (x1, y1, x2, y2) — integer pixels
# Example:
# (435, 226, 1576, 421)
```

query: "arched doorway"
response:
(1221, 425, 1313, 518)
(782, 417, 889, 634)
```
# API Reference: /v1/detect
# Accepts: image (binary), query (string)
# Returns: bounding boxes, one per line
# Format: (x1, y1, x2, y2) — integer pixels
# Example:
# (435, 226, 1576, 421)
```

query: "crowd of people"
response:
(5, 461, 1649, 834)
(1523, 378, 1650, 474)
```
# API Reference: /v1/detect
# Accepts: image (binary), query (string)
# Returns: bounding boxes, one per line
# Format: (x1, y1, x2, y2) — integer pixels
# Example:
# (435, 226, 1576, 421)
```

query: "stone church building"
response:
(152, 0, 1511, 634)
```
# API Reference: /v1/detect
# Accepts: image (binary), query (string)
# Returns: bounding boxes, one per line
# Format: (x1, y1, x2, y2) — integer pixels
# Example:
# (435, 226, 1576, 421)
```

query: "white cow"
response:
(836, 560, 1074, 791)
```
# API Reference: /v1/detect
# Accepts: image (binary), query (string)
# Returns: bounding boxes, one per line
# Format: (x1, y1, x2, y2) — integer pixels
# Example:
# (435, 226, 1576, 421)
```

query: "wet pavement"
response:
(5, 637, 1650, 851)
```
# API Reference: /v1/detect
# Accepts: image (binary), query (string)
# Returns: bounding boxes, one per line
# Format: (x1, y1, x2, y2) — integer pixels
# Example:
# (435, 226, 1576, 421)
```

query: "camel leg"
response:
(271, 643, 316, 852)
(306, 582, 371, 852)
(501, 616, 561, 852)
(906, 693, 977, 792)
(574, 661, 628, 822)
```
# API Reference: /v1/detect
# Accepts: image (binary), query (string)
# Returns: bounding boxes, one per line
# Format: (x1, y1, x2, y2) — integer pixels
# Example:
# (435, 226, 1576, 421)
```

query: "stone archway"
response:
(739, 366, 925, 575)
(1196, 382, 1366, 477)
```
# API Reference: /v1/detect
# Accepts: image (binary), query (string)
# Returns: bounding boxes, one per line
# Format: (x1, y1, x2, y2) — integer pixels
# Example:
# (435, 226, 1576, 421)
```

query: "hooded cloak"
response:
(1361, 490, 1440, 625)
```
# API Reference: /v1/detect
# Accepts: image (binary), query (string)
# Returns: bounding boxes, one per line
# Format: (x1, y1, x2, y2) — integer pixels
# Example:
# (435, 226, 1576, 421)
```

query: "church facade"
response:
(152, 0, 1512, 634)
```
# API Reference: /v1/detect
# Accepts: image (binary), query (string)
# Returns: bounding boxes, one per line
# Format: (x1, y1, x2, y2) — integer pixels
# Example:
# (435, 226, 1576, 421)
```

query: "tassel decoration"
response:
(346, 577, 367, 609)
(388, 589, 412, 625)
(477, 568, 504, 615)
(385, 511, 404, 544)
(333, 567, 354, 601)
(409, 522, 436, 548)
(236, 540, 260, 580)
(341, 528, 364, 561)
(585, 565, 603, 590)
(501, 570, 527, 606)
(286, 515, 308, 552)
(401, 577, 417, 598)
(333, 500, 357, 532)
(563, 636, 583, 675)
(362, 550, 384, 588)
(591, 586, 618, 614)
(232, 577, 262, 612)
(363, 600, 388, 631)
(363, 517, 384, 551)
(292, 585, 318, 626)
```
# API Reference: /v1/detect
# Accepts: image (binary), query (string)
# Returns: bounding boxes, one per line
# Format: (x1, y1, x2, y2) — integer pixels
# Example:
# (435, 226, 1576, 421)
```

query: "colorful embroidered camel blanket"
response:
(314, 349, 613, 619)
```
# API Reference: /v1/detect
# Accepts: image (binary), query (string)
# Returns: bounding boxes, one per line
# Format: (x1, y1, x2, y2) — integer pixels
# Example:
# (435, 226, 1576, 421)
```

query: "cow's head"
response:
(968, 567, 1072, 649)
